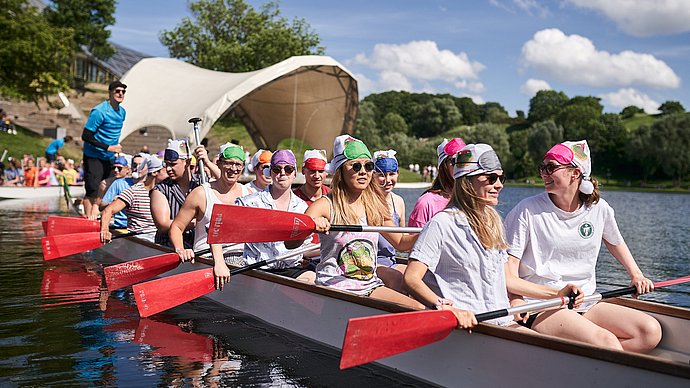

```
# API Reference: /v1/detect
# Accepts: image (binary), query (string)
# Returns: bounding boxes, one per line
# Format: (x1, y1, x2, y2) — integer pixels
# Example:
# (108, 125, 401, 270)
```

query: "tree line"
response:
(355, 90, 689, 185)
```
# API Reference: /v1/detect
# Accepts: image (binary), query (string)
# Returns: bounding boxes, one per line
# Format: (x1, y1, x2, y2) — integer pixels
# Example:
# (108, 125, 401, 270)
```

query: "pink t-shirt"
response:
(408, 191, 450, 228)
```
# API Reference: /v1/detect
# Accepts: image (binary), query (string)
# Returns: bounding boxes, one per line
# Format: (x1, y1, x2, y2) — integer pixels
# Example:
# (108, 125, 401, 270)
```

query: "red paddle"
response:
(133, 244, 319, 317)
(45, 216, 99, 236)
(42, 230, 155, 260)
(339, 274, 690, 369)
(104, 247, 212, 290)
(207, 204, 421, 244)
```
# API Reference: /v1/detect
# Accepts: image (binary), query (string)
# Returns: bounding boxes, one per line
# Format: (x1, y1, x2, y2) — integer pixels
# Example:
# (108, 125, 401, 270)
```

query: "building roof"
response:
(119, 55, 358, 155)
(81, 42, 151, 78)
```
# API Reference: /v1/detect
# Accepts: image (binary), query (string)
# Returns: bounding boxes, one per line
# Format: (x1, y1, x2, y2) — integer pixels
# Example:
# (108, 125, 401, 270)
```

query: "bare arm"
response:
(150, 189, 172, 232)
(380, 216, 418, 251)
(505, 256, 583, 306)
(604, 239, 653, 294)
(285, 197, 330, 249)
(99, 198, 127, 243)
(194, 145, 221, 180)
(211, 243, 230, 290)
(169, 187, 204, 261)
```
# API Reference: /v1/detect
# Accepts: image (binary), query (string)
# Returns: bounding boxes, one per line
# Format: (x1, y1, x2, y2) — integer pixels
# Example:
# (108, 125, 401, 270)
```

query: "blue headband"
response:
(374, 158, 398, 173)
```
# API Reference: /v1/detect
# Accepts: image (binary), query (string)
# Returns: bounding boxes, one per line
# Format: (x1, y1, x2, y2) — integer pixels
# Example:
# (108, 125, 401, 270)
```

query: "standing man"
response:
(293, 149, 330, 205)
(81, 80, 127, 217)
(45, 135, 73, 162)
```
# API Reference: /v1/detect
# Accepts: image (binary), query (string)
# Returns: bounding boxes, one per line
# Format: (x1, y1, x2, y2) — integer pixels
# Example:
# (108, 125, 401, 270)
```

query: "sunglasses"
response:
(221, 160, 244, 169)
(112, 89, 126, 95)
(538, 163, 570, 176)
(271, 165, 295, 175)
(350, 161, 375, 173)
(476, 173, 506, 185)
(113, 165, 125, 171)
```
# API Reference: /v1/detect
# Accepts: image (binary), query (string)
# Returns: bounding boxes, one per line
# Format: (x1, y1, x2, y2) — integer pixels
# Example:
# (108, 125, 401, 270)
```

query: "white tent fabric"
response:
(119, 56, 358, 155)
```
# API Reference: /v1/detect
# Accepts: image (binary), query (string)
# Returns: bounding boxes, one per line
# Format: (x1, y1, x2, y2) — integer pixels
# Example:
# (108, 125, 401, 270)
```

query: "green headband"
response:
(221, 145, 245, 162)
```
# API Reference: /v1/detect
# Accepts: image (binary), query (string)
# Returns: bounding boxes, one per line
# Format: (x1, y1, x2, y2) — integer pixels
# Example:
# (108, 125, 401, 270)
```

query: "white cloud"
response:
(566, 0, 690, 37)
(489, 0, 550, 17)
(521, 79, 552, 96)
(350, 40, 487, 96)
(521, 28, 681, 89)
(600, 88, 660, 114)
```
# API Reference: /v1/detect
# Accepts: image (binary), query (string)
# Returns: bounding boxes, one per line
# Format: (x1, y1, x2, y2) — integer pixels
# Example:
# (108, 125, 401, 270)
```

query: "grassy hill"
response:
(622, 113, 657, 132)
(0, 124, 83, 162)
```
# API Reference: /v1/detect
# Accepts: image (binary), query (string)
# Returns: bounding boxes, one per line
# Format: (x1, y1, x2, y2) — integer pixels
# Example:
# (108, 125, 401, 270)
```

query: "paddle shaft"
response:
(112, 229, 157, 240)
(189, 117, 207, 184)
(476, 276, 690, 322)
(329, 225, 422, 233)
(229, 243, 320, 275)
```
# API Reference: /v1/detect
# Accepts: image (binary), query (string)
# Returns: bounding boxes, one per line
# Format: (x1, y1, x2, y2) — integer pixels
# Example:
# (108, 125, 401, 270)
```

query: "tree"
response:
(620, 105, 644, 119)
(0, 1, 74, 103)
(650, 114, 690, 185)
(44, 0, 116, 59)
(480, 102, 509, 123)
(627, 124, 658, 183)
(454, 96, 480, 125)
(160, 0, 324, 72)
(380, 112, 408, 137)
(354, 101, 381, 151)
(528, 90, 569, 123)
(658, 100, 685, 116)
(526, 120, 563, 163)
(508, 129, 534, 179)
(411, 97, 462, 137)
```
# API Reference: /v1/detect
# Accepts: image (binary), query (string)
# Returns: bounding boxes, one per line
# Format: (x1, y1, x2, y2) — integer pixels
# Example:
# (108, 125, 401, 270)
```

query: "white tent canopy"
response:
(119, 56, 358, 155)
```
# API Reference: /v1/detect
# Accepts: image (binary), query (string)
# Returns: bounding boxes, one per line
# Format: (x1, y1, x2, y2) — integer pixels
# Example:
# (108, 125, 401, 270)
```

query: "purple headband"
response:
(270, 150, 296, 167)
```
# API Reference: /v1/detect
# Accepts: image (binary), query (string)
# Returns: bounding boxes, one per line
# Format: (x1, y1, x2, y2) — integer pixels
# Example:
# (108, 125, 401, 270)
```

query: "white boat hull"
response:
(97, 237, 690, 387)
(0, 185, 85, 200)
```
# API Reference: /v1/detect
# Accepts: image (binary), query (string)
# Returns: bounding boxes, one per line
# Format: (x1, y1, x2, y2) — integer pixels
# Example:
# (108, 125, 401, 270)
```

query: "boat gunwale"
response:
(115, 234, 690, 380)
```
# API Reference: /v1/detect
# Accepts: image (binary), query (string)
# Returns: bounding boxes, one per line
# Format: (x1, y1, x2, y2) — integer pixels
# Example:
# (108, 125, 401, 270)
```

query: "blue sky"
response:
(110, 0, 690, 116)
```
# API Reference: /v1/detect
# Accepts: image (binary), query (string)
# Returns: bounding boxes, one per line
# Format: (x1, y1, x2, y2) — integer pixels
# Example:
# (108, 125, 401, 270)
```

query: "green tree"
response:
(44, 0, 116, 59)
(527, 120, 563, 163)
(480, 102, 509, 123)
(508, 129, 534, 179)
(380, 112, 408, 137)
(160, 0, 324, 72)
(555, 103, 602, 140)
(0, 1, 74, 103)
(453, 96, 480, 125)
(620, 105, 644, 119)
(528, 90, 569, 123)
(650, 114, 690, 185)
(411, 97, 462, 137)
(658, 100, 685, 115)
(354, 100, 381, 151)
(627, 124, 658, 183)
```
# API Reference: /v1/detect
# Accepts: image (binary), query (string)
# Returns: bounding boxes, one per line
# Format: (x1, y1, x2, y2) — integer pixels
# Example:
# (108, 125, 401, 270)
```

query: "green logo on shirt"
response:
(579, 221, 594, 239)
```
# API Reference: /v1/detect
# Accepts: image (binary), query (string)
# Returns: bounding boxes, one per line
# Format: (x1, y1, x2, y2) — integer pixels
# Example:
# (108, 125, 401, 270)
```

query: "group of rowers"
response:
(94, 133, 662, 354)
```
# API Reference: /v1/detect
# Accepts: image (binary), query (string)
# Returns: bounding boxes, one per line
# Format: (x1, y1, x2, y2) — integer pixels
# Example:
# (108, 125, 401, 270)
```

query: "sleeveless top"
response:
(315, 197, 384, 295)
(153, 176, 200, 247)
(193, 183, 250, 254)
(376, 195, 400, 267)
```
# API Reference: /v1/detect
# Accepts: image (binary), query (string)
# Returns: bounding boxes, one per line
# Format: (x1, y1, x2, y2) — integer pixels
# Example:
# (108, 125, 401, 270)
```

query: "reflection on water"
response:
(1, 188, 689, 386)
(0, 198, 429, 387)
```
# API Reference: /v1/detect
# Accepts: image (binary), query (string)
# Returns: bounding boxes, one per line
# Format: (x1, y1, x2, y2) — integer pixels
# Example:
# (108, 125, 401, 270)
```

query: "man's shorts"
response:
(83, 156, 112, 198)
(45, 153, 56, 162)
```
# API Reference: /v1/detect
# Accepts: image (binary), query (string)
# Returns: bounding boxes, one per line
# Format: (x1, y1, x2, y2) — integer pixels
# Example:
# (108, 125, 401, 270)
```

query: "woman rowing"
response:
(408, 138, 465, 228)
(371, 149, 407, 292)
(234, 150, 315, 283)
(289, 135, 424, 309)
(169, 143, 251, 289)
(404, 143, 582, 329)
(504, 140, 661, 352)
(99, 155, 167, 243)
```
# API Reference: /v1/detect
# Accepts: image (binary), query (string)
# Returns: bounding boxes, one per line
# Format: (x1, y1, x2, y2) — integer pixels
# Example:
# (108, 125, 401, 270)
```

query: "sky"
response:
(110, 0, 690, 117)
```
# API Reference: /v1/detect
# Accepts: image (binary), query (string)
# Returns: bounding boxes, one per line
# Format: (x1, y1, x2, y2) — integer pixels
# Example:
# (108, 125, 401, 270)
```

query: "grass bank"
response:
(0, 124, 82, 162)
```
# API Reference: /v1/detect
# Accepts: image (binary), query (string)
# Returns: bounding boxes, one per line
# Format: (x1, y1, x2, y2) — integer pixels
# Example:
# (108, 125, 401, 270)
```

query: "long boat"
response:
(96, 234, 690, 387)
(0, 185, 85, 200)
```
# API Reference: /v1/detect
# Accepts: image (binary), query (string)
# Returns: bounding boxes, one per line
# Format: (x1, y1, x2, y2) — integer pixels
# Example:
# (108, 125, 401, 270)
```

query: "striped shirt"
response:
(117, 182, 155, 232)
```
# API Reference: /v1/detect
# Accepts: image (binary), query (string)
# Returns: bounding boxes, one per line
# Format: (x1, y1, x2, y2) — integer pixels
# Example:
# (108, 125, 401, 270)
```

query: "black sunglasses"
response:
(112, 89, 126, 95)
(271, 165, 295, 175)
(113, 165, 125, 171)
(479, 173, 506, 185)
(538, 163, 570, 176)
(350, 161, 375, 173)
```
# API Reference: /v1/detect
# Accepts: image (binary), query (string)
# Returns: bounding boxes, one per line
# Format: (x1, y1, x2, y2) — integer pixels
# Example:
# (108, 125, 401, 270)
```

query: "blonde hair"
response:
(449, 177, 508, 250)
(329, 166, 390, 226)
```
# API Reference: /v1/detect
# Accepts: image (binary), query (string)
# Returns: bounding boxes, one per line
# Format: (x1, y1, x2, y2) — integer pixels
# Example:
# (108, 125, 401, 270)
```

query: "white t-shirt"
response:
(504, 192, 624, 308)
(410, 208, 513, 326)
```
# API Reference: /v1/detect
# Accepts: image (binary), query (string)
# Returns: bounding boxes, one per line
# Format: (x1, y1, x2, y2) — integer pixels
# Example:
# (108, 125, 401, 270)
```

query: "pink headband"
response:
(544, 144, 575, 166)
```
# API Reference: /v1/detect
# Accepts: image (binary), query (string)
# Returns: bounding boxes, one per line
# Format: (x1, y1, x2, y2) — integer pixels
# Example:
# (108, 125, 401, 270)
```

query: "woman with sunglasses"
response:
(371, 149, 407, 292)
(408, 138, 465, 228)
(234, 150, 316, 283)
(504, 140, 661, 352)
(404, 144, 582, 329)
(290, 135, 424, 309)
(100, 155, 167, 243)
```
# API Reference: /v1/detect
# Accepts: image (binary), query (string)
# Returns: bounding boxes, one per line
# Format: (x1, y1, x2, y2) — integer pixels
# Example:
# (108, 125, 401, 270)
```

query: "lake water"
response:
(0, 187, 689, 386)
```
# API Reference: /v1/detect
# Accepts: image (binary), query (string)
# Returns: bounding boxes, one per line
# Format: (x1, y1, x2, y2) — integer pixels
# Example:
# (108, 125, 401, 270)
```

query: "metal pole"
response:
(188, 117, 207, 184)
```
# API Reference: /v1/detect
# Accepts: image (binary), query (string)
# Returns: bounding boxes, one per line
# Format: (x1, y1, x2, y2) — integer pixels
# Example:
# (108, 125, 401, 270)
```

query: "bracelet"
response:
(434, 297, 453, 310)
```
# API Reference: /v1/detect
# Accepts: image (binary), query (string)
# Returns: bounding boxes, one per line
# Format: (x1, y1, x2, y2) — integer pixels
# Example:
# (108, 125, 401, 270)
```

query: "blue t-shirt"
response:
(102, 177, 133, 228)
(83, 100, 126, 160)
(45, 138, 64, 155)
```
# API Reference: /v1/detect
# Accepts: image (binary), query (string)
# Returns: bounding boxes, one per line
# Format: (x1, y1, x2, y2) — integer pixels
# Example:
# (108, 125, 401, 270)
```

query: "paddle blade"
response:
(207, 204, 316, 243)
(133, 268, 214, 318)
(41, 220, 48, 234)
(340, 310, 457, 369)
(104, 252, 180, 290)
(46, 216, 99, 236)
(42, 232, 104, 260)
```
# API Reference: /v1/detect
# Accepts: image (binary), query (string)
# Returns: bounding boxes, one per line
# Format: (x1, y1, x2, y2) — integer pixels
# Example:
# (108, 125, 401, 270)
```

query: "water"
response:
(1, 187, 689, 386)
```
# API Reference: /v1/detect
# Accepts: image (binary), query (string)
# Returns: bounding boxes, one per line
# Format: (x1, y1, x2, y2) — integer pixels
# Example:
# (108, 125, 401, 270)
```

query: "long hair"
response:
(448, 176, 508, 250)
(427, 159, 454, 197)
(329, 166, 390, 226)
(579, 176, 600, 207)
